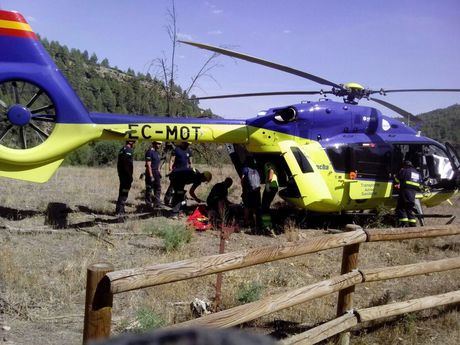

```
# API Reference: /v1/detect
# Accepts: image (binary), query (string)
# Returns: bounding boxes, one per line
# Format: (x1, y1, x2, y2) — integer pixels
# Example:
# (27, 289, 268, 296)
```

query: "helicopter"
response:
(0, 9, 459, 216)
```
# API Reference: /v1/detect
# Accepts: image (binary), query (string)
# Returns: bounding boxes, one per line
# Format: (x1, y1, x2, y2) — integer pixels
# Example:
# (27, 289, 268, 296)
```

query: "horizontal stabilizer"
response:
(0, 158, 64, 183)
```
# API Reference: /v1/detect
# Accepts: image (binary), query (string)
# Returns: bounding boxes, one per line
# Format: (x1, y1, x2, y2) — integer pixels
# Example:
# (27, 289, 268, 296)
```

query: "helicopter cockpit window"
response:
(326, 145, 349, 172)
(423, 145, 454, 181)
(290, 147, 313, 173)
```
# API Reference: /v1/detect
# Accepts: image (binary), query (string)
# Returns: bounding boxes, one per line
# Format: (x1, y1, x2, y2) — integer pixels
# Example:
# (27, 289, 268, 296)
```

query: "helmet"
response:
(403, 160, 413, 167)
(202, 171, 212, 182)
(152, 140, 162, 144)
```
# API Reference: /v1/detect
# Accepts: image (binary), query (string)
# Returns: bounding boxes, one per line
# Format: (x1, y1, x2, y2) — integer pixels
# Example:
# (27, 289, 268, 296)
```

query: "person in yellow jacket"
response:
(261, 162, 279, 232)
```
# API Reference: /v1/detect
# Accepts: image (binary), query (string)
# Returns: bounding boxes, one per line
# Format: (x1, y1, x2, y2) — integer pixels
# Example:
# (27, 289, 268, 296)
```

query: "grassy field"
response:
(0, 163, 459, 345)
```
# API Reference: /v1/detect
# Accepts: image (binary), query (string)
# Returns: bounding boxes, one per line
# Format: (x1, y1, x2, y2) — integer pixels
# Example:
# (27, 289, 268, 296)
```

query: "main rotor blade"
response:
(369, 97, 421, 124)
(371, 88, 460, 95)
(180, 40, 342, 89)
(192, 90, 329, 100)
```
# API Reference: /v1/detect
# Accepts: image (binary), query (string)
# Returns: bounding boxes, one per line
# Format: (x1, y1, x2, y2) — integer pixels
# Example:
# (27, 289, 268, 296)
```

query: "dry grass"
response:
(0, 164, 459, 344)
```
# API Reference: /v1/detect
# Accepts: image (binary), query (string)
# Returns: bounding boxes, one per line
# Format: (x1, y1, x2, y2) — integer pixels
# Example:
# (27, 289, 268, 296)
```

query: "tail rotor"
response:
(0, 79, 56, 149)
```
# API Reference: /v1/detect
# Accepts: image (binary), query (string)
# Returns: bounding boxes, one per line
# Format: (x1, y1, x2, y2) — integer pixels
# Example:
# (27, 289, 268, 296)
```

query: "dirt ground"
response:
(0, 164, 459, 345)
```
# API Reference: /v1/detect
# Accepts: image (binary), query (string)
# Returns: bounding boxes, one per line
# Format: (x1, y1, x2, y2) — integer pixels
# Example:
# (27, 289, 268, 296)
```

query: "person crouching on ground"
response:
(164, 141, 193, 206)
(206, 177, 233, 227)
(169, 168, 212, 218)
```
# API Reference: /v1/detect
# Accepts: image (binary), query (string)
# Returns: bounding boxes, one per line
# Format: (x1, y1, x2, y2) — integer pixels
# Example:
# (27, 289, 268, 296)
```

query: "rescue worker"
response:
(261, 162, 279, 231)
(164, 141, 193, 206)
(206, 177, 233, 225)
(169, 168, 212, 218)
(116, 140, 135, 216)
(394, 160, 421, 227)
(144, 140, 162, 208)
(241, 157, 261, 230)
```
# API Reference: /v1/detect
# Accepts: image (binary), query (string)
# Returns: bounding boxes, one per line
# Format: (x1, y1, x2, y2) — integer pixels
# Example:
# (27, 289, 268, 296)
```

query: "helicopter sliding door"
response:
(445, 142, 460, 171)
(278, 140, 332, 210)
(347, 143, 393, 200)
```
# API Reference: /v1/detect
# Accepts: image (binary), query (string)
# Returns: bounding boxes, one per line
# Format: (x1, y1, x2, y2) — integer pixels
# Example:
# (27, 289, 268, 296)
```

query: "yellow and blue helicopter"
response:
(0, 10, 459, 215)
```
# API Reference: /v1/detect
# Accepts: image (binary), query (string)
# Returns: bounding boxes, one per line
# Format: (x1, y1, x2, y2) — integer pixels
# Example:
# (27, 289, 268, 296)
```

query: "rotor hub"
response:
(7, 104, 31, 126)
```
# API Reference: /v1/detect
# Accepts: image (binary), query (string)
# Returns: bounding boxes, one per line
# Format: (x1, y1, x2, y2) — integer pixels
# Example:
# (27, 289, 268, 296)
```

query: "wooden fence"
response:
(82, 224, 460, 344)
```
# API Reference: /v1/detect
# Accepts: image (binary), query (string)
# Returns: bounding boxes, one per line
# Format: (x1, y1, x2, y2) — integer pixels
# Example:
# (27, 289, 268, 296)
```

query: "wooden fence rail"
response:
(83, 225, 460, 344)
(172, 272, 362, 329)
(281, 290, 460, 345)
(169, 256, 460, 330)
(107, 230, 367, 294)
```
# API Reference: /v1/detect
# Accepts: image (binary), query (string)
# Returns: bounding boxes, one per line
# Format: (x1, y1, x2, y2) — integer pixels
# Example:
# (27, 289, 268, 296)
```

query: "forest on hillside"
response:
(41, 38, 210, 118)
(419, 104, 460, 152)
(37, 38, 228, 166)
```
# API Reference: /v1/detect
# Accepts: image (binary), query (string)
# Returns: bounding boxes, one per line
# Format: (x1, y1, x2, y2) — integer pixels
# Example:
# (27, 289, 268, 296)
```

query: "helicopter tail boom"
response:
(0, 11, 107, 182)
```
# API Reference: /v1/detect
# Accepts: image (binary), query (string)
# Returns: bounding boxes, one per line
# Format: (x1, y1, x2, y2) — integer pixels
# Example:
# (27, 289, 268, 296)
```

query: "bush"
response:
(236, 281, 264, 304)
(363, 205, 394, 228)
(63, 144, 92, 166)
(135, 308, 165, 332)
(149, 224, 193, 252)
(63, 140, 121, 166)
(91, 141, 120, 166)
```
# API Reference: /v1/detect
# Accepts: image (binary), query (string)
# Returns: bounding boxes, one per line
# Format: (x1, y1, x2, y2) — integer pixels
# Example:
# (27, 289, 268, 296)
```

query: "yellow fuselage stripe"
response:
(0, 19, 33, 31)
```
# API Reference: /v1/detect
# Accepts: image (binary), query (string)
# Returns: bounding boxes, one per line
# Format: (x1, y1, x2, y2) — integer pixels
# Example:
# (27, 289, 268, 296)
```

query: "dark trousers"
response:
(145, 171, 161, 207)
(116, 175, 133, 215)
(261, 186, 278, 229)
(262, 186, 278, 212)
(242, 187, 261, 229)
(395, 188, 417, 227)
(164, 182, 174, 206)
(171, 185, 186, 215)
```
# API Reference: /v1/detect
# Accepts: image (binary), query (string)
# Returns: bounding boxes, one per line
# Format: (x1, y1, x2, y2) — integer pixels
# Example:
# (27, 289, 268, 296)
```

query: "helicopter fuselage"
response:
(66, 99, 458, 213)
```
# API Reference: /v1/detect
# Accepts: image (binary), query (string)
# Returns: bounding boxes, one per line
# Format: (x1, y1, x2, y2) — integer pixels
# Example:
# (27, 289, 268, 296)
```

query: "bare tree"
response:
(148, 0, 221, 117)
(186, 52, 221, 97)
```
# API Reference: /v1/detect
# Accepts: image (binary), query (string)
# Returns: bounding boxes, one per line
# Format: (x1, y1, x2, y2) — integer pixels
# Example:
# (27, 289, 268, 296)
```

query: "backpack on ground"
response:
(187, 205, 212, 231)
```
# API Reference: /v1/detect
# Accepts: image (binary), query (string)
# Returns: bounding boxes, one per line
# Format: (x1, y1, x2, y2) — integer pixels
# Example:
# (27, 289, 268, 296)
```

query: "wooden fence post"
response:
(83, 263, 114, 345)
(336, 224, 362, 345)
(214, 224, 236, 311)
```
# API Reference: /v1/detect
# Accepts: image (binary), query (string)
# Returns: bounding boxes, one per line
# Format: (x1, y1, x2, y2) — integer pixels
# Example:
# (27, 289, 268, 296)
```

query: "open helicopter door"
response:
(445, 142, 460, 170)
(445, 142, 460, 187)
(278, 140, 332, 209)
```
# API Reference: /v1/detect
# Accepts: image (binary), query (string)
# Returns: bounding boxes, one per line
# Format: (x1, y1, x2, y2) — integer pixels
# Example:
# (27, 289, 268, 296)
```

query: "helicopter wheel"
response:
(0, 80, 56, 150)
